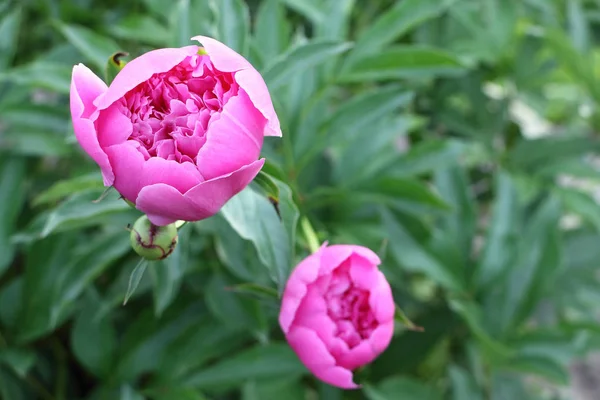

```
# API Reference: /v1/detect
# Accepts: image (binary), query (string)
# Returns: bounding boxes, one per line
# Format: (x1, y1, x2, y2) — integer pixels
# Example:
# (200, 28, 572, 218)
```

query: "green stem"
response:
(300, 217, 321, 253)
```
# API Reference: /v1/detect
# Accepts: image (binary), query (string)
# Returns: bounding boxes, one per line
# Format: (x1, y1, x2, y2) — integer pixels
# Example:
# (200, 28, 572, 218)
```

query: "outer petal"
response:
(286, 326, 359, 389)
(104, 141, 146, 202)
(197, 89, 265, 180)
(94, 46, 199, 111)
(279, 251, 321, 333)
(136, 159, 265, 225)
(348, 254, 380, 291)
(140, 157, 203, 194)
(70, 64, 114, 185)
(96, 102, 133, 148)
(235, 69, 281, 137)
(335, 340, 377, 371)
(191, 35, 281, 137)
(368, 321, 394, 355)
(368, 271, 395, 324)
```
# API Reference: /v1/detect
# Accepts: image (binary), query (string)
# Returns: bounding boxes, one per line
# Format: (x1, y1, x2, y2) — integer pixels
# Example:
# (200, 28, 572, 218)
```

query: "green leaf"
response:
(116, 304, 203, 381)
(545, 29, 600, 102)
(124, 259, 149, 306)
(340, 46, 465, 83)
(182, 343, 305, 390)
(104, 52, 128, 85)
(54, 22, 121, 70)
(382, 208, 463, 291)
(485, 196, 562, 334)
(205, 273, 267, 337)
(169, 0, 213, 47)
(262, 40, 353, 89)
(272, 179, 299, 264)
(1, 131, 71, 157)
(242, 378, 306, 400)
(433, 163, 477, 266)
(476, 172, 520, 287)
(39, 190, 134, 238)
(0, 366, 28, 400)
(32, 173, 104, 207)
(0, 156, 26, 276)
(364, 377, 442, 400)
(280, 0, 324, 25)
(18, 235, 75, 342)
(17, 229, 131, 342)
(254, 0, 291, 63)
(449, 365, 484, 400)
(347, 0, 457, 63)
(212, 0, 250, 54)
(0, 278, 22, 330)
(325, 86, 414, 146)
(72, 299, 116, 378)
(0, 349, 35, 378)
(151, 224, 191, 316)
(567, 0, 591, 53)
(509, 135, 600, 173)
(361, 177, 451, 210)
(253, 171, 280, 202)
(371, 307, 457, 379)
(51, 229, 131, 324)
(111, 15, 170, 47)
(150, 388, 208, 400)
(220, 187, 291, 290)
(449, 299, 514, 361)
(158, 315, 245, 380)
(556, 187, 600, 232)
(331, 116, 420, 186)
(0, 8, 21, 68)
(0, 61, 71, 94)
(391, 139, 466, 177)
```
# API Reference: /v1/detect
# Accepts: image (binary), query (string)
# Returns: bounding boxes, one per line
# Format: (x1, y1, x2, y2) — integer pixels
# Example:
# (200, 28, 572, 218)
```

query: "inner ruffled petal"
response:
(109, 53, 239, 170)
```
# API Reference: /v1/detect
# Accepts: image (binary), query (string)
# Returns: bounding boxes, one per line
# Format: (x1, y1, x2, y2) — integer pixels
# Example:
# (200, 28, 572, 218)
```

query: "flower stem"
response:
(300, 217, 321, 253)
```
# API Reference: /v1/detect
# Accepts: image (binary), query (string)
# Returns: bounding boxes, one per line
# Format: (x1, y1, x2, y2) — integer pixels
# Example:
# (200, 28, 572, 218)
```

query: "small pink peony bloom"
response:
(70, 36, 281, 225)
(279, 244, 395, 389)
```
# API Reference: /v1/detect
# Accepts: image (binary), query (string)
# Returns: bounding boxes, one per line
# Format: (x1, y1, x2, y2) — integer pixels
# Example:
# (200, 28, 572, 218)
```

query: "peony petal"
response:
(286, 326, 359, 389)
(70, 64, 114, 186)
(140, 157, 203, 194)
(235, 69, 281, 137)
(368, 271, 395, 324)
(135, 184, 200, 226)
(367, 321, 394, 355)
(104, 141, 146, 202)
(136, 159, 264, 225)
(197, 89, 265, 180)
(94, 46, 199, 111)
(191, 35, 251, 72)
(348, 253, 380, 291)
(96, 102, 133, 148)
(319, 245, 354, 276)
(279, 250, 323, 333)
(335, 340, 377, 371)
(191, 35, 281, 137)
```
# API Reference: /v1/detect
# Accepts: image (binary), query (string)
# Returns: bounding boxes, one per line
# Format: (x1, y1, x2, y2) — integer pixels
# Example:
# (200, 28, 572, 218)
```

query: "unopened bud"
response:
(130, 215, 178, 260)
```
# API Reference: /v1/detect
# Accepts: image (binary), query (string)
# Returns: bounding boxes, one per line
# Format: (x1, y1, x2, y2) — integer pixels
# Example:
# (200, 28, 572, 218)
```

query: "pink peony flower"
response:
(279, 244, 395, 389)
(70, 36, 280, 226)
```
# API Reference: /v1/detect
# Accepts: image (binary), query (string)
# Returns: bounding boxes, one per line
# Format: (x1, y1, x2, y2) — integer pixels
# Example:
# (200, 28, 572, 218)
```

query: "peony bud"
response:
(129, 215, 178, 260)
(279, 244, 395, 389)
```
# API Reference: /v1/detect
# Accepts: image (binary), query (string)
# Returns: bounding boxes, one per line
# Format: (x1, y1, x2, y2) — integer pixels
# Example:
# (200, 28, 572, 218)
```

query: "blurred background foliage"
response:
(1, 0, 600, 399)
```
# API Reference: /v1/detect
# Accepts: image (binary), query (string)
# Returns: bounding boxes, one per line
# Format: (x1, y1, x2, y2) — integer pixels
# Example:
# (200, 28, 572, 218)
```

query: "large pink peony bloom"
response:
(279, 244, 395, 389)
(70, 36, 280, 226)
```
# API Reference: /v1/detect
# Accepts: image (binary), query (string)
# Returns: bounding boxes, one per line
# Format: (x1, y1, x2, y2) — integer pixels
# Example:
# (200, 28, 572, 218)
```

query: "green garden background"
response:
(1, 0, 600, 399)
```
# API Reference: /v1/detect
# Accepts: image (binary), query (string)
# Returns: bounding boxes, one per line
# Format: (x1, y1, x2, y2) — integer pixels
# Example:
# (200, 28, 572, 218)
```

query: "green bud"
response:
(130, 215, 178, 260)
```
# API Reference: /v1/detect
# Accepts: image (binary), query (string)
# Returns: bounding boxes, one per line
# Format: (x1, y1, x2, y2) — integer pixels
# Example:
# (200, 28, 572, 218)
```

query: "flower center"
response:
(325, 266, 377, 348)
(120, 54, 237, 164)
